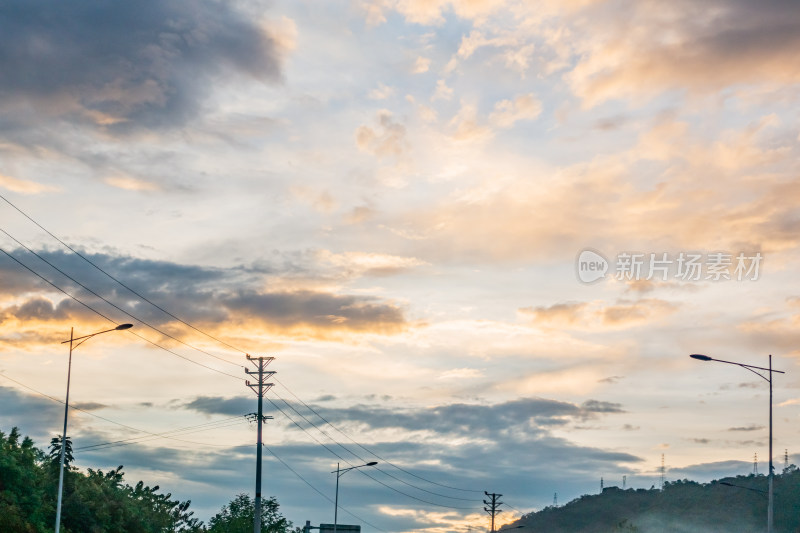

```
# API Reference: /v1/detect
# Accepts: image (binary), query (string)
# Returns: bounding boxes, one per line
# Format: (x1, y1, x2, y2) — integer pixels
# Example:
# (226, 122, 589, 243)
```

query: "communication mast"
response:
(660, 454, 665, 490)
(754, 453, 758, 475)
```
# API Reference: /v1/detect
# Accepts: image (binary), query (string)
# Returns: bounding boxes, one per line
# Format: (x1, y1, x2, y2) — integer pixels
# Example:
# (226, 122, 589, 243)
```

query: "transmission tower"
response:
(245, 355, 275, 533)
(553, 492, 558, 506)
(785, 449, 789, 471)
(754, 453, 758, 475)
(483, 491, 503, 533)
(623, 475, 627, 489)
(600, 477, 604, 491)
(660, 454, 665, 490)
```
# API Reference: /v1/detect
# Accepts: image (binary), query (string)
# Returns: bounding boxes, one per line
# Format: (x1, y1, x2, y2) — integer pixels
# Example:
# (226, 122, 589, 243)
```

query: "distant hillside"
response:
(510, 469, 800, 532)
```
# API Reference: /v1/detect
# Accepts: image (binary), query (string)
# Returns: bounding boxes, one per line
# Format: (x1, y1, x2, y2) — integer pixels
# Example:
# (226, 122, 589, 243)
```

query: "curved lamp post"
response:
(690, 353, 784, 533)
(332, 461, 377, 533)
(55, 323, 133, 533)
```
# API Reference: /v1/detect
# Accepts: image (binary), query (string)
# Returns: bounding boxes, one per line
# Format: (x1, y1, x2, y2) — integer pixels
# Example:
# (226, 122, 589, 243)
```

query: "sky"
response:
(1, 0, 800, 531)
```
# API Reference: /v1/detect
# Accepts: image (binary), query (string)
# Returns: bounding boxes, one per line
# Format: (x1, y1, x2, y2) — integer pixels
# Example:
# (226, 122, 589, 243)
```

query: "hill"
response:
(510, 471, 800, 532)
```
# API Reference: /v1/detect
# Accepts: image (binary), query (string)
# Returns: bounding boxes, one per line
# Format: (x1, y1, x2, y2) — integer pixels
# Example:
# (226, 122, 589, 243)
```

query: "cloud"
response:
(104, 175, 161, 192)
(437, 368, 483, 380)
(488, 93, 542, 128)
(519, 299, 679, 330)
(355, 111, 408, 158)
(359, 0, 509, 26)
(0, 0, 284, 135)
(728, 424, 764, 432)
(317, 250, 428, 277)
(412, 57, 432, 74)
(519, 302, 588, 326)
(0, 248, 408, 343)
(0, 173, 59, 194)
(184, 396, 251, 417)
(369, 83, 396, 100)
(599, 299, 679, 327)
(224, 290, 407, 334)
(567, 0, 800, 106)
(185, 396, 626, 437)
(432, 80, 454, 101)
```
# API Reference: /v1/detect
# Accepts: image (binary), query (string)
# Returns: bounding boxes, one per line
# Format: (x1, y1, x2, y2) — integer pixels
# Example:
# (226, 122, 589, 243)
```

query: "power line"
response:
(76, 417, 247, 451)
(0, 372, 386, 529)
(0, 372, 244, 449)
(0, 244, 245, 381)
(266, 395, 479, 511)
(264, 444, 388, 533)
(270, 389, 481, 503)
(0, 192, 244, 356)
(0, 198, 486, 500)
(0, 240, 482, 505)
(274, 377, 484, 495)
(0, 229, 242, 370)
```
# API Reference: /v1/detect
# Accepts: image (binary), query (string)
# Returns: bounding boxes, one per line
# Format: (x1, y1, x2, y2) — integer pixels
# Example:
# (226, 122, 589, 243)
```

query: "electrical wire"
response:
(263, 444, 388, 533)
(0, 372, 244, 449)
(269, 388, 481, 502)
(0, 371, 388, 529)
(0, 244, 245, 381)
(0, 227, 243, 370)
(273, 376, 485, 494)
(0, 192, 244, 356)
(0, 197, 490, 501)
(76, 417, 247, 451)
(0, 238, 484, 507)
(267, 396, 480, 511)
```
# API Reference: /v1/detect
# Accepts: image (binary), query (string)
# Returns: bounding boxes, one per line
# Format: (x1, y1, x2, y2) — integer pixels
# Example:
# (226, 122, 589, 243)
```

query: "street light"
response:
(689, 353, 784, 533)
(719, 481, 772, 497)
(332, 461, 378, 533)
(55, 323, 133, 533)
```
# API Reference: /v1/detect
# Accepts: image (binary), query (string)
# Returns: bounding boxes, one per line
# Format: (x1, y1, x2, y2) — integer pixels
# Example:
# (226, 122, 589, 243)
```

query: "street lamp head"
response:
(690, 354, 712, 361)
(115, 323, 134, 330)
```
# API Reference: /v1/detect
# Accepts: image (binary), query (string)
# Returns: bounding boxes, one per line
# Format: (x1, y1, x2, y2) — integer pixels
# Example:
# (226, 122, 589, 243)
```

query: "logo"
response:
(576, 249, 609, 284)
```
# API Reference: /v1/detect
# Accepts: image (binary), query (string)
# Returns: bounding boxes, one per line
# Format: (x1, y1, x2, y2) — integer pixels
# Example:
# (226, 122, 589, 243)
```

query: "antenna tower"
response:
(754, 453, 758, 475)
(786, 449, 790, 471)
(660, 454, 665, 490)
(553, 492, 558, 506)
(623, 475, 627, 489)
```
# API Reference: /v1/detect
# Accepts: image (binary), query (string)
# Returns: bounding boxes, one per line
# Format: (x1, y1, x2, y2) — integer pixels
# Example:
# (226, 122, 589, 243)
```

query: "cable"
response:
(0, 372, 244, 449)
(0, 228, 242, 369)
(0, 192, 244, 355)
(1, 239, 480, 503)
(274, 377, 485, 494)
(76, 417, 247, 451)
(270, 389, 481, 502)
(264, 444, 388, 533)
(267, 396, 479, 511)
(0, 244, 245, 381)
(0, 198, 485, 498)
(0, 246, 117, 324)
(0, 372, 389, 530)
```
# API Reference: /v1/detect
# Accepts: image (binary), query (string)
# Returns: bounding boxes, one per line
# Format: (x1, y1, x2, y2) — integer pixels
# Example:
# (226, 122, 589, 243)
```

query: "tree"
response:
(207, 493, 296, 533)
(1, 426, 204, 533)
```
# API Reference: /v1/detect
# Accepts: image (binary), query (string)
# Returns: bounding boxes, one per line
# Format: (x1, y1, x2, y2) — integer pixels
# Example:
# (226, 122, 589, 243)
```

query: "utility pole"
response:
(484, 491, 503, 533)
(245, 355, 275, 533)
